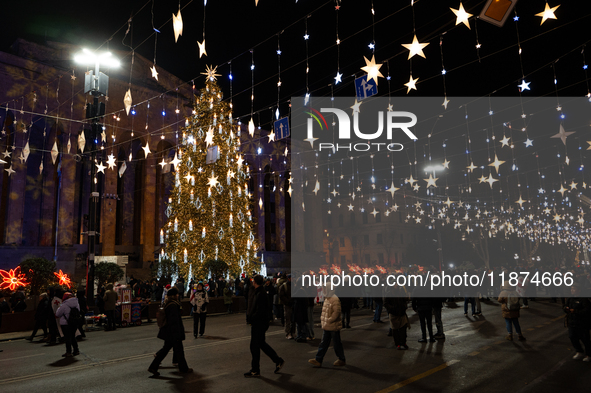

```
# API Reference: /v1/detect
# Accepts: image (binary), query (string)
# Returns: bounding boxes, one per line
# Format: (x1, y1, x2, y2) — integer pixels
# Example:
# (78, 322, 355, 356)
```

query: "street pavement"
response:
(0, 299, 588, 393)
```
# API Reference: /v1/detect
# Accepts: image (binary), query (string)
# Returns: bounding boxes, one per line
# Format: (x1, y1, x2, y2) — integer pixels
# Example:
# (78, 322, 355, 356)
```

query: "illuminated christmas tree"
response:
(162, 66, 258, 280)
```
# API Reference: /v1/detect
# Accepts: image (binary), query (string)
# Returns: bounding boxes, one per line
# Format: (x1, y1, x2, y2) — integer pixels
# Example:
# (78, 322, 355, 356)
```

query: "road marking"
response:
(552, 316, 563, 322)
(375, 360, 460, 393)
(480, 346, 490, 351)
(133, 337, 156, 341)
(544, 321, 552, 325)
(0, 353, 45, 362)
(494, 340, 505, 345)
(468, 351, 479, 356)
(527, 328, 535, 331)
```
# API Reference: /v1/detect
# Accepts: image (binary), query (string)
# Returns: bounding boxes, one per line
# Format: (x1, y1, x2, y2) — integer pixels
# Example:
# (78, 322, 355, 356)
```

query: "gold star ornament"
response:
(536, 3, 560, 25)
(450, 3, 472, 29)
(201, 65, 221, 81)
(402, 35, 429, 59)
(404, 75, 419, 94)
(360, 55, 384, 84)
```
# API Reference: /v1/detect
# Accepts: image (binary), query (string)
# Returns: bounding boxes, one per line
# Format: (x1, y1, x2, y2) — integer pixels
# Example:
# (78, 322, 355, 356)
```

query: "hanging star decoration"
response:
(402, 35, 429, 59)
(335, 72, 342, 84)
(360, 55, 384, 84)
(0, 267, 29, 291)
(205, 126, 215, 147)
(442, 159, 450, 169)
(467, 162, 477, 172)
(404, 75, 419, 93)
(170, 152, 182, 169)
(500, 135, 511, 147)
(557, 184, 568, 196)
(96, 161, 107, 174)
(22, 142, 30, 162)
(485, 173, 498, 188)
(451, 3, 472, 29)
(142, 141, 151, 158)
(159, 157, 168, 168)
(551, 124, 574, 146)
(4, 165, 15, 177)
(524, 138, 533, 147)
(536, 3, 560, 25)
(312, 180, 320, 195)
(488, 154, 505, 174)
(248, 118, 255, 137)
(208, 172, 219, 188)
(570, 181, 578, 190)
(405, 174, 417, 186)
(350, 99, 362, 115)
(106, 154, 116, 170)
(515, 196, 526, 207)
(424, 174, 439, 188)
(201, 65, 220, 81)
(198, 40, 207, 58)
(442, 97, 450, 110)
(387, 182, 399, 198)
(172, 8, 183, 42)
(54, 270, 72, 288)
(518, 80, 531, 92)
(267, 130, 275, 143)
(150, 65, 159, 81)
(51, 142, 59, 165)
(119, 161, 127, 178)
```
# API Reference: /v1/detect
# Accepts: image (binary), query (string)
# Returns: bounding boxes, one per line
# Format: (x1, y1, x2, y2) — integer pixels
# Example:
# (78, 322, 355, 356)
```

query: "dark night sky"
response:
(2, 0, 591, 122)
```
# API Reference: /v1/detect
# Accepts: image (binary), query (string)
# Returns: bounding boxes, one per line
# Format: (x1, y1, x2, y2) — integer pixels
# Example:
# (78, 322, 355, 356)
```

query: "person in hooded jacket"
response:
(148, 287, 192, 376)
(498, 281, 526, 341)
(55, 292, 80, 357)
(190, 281, 209, 337)
(308, 285, 346, 367)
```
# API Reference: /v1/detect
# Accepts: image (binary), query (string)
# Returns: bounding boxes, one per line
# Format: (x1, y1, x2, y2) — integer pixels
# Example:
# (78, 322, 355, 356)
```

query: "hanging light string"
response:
(304, 16, 310, 104)
(370, 0, 376, 53)
(277, 32, 282, 118)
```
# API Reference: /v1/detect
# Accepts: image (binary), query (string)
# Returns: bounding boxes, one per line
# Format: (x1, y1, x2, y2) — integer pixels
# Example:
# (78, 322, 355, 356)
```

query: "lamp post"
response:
(74, 49, 119, 305)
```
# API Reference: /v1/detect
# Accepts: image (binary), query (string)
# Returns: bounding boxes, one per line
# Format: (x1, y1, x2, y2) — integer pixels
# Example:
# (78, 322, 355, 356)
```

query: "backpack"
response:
(156, 307, 166, 328)
(68, 306, 81, 327)
(506, 293, 520, 311)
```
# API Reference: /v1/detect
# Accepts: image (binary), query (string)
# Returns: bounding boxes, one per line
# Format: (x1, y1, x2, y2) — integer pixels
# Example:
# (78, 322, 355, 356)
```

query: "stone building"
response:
(0, 39, 292, 280)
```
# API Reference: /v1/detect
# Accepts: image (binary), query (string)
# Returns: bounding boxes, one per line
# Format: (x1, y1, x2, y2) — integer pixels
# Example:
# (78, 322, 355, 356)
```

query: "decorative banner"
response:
(121, 303, 131, 323)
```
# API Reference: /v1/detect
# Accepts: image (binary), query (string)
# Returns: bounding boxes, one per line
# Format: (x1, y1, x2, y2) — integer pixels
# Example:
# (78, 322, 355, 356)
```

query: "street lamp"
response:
(74, 49, 119, 306)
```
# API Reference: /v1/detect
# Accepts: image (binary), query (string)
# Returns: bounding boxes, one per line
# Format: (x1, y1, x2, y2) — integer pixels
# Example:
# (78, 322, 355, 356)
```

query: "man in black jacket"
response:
(564, 283, 591, 361)
(245, 275, 285, 378)
(148, 288, 193, 376)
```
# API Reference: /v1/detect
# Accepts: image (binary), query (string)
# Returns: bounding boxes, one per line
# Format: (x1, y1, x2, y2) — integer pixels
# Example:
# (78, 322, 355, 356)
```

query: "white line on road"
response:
(0, 353, 45, 362)
(133, 337, 156, 341)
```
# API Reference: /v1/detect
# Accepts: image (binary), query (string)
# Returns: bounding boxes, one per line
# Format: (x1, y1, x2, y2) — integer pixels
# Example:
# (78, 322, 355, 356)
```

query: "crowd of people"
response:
(1, 266, 590, 375)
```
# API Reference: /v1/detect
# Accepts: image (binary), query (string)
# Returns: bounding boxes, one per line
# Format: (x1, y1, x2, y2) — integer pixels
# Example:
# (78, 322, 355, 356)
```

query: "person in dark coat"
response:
(76, 288, 88, 338)
(564, 283, 591, 361)
(244, 275, 285, 378)
(28, 293, 50, 341)
(384, 286, 410, 349)
(103, 283, 118, 331)
(292, 286, 309, 342)
(412, 285, 436, 343)
(148, 288, 193, 376)
(340, 297, 353, 329)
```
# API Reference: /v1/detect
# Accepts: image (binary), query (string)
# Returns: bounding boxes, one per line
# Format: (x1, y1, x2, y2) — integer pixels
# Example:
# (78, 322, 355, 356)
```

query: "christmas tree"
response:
(162, 66, 258, 280)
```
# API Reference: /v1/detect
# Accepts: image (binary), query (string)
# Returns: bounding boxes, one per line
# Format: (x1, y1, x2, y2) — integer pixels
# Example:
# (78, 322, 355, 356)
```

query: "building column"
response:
(141, 152, 156, 269)
(5, 131, 27, 245)
(100, 164, 118, 256)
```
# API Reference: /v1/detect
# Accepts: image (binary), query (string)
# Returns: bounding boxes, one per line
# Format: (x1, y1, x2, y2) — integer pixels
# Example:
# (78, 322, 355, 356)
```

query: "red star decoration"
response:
(376, 265, 387, 274)
(331, 264, 342, 275)
(0, 267, 29, 291)
(54, 270, 72, 288)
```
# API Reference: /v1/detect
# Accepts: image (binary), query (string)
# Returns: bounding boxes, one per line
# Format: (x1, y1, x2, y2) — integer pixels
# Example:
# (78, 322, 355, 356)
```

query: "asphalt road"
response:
(0, 299, 588, 393)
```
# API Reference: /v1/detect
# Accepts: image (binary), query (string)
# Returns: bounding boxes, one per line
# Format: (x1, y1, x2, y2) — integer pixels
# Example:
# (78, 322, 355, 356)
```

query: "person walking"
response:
(384, 286, 410, 350)
(340, 297, 352, 329)
(76, 288, 88, 339)
(148, 287, 192, 376)
(244, 275, 285, 378)
(279, 275, 295, 339)
(308, 285, 346, 367)
(55, 292, 80, 357)
(498, 282, 526, 341)
(190, 281, 209, 337)
(412, 287, 436, 343)
(432, 297, 445, 339)
(224, 284, 233, 314)
(28, 293, 50, 341)
(564, 283, 591, 361)
(103, 283, 118, 331)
